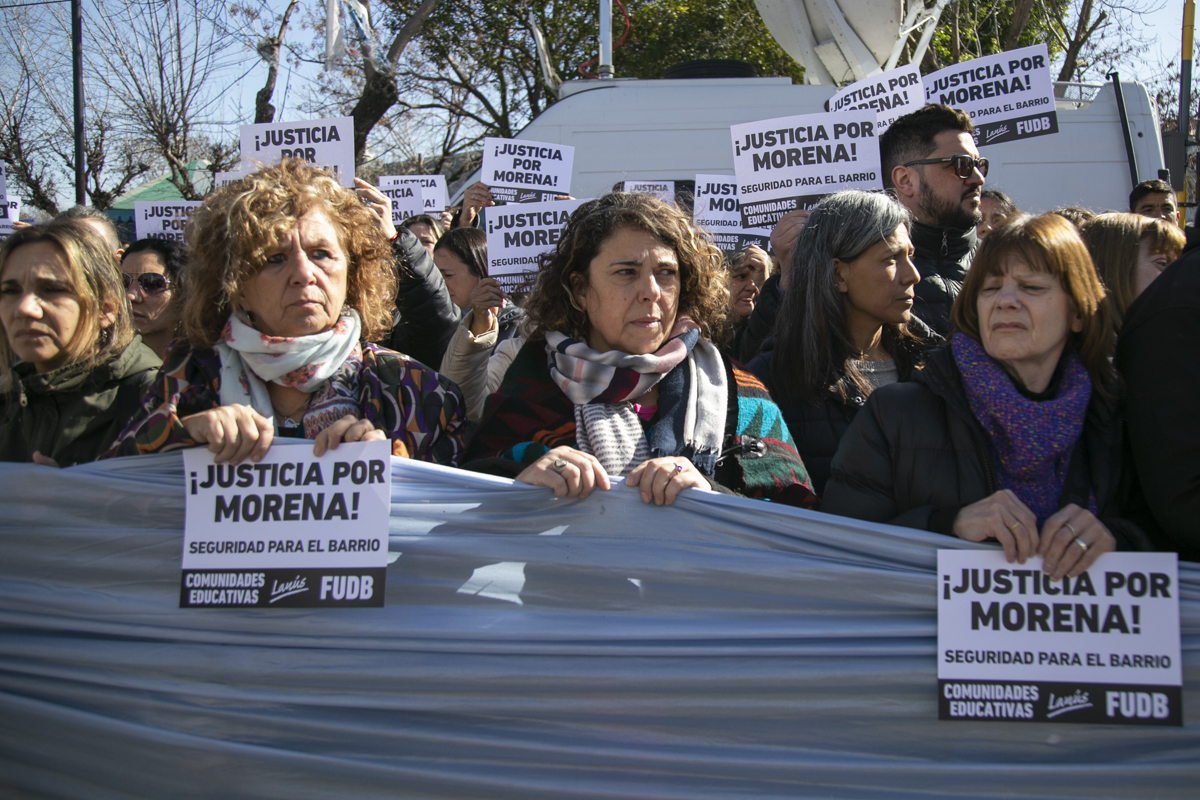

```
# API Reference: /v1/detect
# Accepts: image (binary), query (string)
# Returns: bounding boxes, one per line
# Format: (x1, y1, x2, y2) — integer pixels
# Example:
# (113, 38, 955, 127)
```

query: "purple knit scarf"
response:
(951, 334, 1092, 526)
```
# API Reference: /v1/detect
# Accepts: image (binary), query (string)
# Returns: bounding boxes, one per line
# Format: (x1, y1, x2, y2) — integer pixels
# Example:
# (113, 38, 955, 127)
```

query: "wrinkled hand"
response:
(466, 278, 505, 335)
(515, 446, 611, 499)
(458, 181, 495, 228)
(1038, 504, 1116, 580)
(770, 208, 810, 292)
(181, 404, 273, 465)
(354, 178, 397, 240)
(31, 451, 60, 468)
(438, 209, 454, 229)
(952, 489, 1039, 564)
(625, 457, 710, 506)
(313, 415, 386, 457)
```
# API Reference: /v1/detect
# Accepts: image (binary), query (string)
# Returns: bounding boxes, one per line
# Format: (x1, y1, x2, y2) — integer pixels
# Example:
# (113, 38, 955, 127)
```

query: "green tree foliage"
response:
(924, 0, 1069, 71)
(615, 0, 804, 82)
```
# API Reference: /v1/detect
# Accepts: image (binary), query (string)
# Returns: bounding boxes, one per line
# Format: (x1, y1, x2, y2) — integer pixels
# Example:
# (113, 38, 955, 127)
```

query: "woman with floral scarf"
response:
(106, 160, 466, 466)
(463, 192, 816, 509)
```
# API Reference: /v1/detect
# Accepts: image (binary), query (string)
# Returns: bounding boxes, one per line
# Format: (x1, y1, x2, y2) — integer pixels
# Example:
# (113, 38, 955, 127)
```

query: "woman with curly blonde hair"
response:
(108, 159, 466, 465)
(463, 192, 817, 508)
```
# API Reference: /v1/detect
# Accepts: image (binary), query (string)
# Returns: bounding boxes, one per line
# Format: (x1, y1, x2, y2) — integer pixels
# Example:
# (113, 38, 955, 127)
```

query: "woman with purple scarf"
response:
(823, 214, 1149, 579)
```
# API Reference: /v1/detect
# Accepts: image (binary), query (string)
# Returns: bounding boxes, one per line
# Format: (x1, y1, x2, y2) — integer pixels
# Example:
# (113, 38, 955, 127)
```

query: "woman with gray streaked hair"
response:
(748, 190, 940, 495)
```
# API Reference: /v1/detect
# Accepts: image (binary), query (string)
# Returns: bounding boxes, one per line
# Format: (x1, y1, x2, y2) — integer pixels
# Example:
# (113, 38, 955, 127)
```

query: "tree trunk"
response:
(254, 0, 299, 124)
(1003, 0, 1036, 51)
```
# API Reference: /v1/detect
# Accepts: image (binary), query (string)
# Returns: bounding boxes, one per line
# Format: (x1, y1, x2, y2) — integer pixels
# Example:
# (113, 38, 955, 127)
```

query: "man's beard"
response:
(918, 181, 982, 229)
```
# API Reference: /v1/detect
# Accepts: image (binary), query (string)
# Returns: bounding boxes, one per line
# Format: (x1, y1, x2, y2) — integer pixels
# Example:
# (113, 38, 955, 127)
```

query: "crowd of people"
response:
(2, 102, 1197, 570)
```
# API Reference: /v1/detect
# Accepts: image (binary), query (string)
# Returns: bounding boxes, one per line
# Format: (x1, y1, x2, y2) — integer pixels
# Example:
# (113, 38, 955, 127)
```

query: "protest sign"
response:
(829, 64, 924, 134)
(4, 196, 19, 223)
(211, 171, 243, 190)
(691, 174, 770, 254)
(181, 440, 391, 608)
(924, 43, 1058, 146)
(378, 182, 425, 226)
(731, 109, 882, 228)
(481, 137, 573, 202)
(133, 201, 204, 243)
(240, 116, 355, 187)
(380, 174, 448, 214)
(938, 549, 1181, 725)
(623, 180, 676, 205)
(484, 198, 586, 293)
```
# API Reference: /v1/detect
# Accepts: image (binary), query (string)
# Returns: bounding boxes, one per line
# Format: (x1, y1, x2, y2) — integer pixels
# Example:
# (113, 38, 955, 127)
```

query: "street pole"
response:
(72, 0, 85, 205)
(1180, 0, 1195, 224)
(599, 0, 613, 79)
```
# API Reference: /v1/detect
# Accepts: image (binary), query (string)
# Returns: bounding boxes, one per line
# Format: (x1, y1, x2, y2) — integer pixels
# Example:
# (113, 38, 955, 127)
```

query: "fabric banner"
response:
(0, 452, 1197, 798)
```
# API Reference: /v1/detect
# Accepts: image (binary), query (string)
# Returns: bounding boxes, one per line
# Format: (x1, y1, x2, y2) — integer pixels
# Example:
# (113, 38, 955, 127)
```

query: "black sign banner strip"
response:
(974, 111, 1060, 147)
(739, 193, 828, 228)
(939, 680, 1182, 726)
(180, 568, 387, 608)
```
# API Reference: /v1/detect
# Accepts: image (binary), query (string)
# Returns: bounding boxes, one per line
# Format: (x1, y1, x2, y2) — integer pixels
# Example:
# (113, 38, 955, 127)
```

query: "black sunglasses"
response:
(903, 154, 989, 179)
(122, 272, 172, 294)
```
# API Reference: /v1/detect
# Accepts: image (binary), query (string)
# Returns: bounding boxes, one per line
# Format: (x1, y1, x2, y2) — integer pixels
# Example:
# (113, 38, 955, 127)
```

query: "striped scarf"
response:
(545, 317, 728, 477)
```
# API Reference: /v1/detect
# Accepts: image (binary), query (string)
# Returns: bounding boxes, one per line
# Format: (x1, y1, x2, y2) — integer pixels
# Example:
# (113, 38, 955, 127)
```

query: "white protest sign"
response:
(0, 220, 13, 241)
(938, 549, 1181, 725)
(485, 198, 586, 293)
(0, 163, 8, 217)
(692, 174, 770, 254)
(829, 64, 924, 134)
(181, 440, 391, 608)
(240, 116, 355, 187)
(380, 174, 448, 213)
(481, 137, 573, 201)
(623, 180, 675, 205)
(378, 182, 425, 226)
(924, 43, 1058, 146)
(211, 171, 243, 190)
(4, 196, 19, 223)
(731, 109, 882, 228)
(133, 201, 203, 243)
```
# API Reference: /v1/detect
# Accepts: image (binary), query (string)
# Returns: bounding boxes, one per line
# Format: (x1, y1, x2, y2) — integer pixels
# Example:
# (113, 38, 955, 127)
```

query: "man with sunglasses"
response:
(880, 104, 986, 336)
(121, 238, 185, 359)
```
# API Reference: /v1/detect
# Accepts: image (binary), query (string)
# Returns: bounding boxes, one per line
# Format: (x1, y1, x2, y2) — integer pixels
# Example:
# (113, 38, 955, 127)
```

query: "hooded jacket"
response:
(0, 338, 160, 465)
(909, 220, 977, 337)
(375, 227, 461, 369)
(822, 343, 1149, 550)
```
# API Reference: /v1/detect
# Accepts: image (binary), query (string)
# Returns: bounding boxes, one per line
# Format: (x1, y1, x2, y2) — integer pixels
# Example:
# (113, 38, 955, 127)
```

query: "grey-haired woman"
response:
(748, 190, 939, 495)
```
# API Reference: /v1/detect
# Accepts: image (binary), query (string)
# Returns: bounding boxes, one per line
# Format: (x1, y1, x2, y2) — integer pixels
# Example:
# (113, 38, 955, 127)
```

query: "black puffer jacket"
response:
(1116, 231, 1200, 559)
(909, 220, 977, 337)
(375, 227, 460, 369)
(747, 317, 939, 496)
(822, 344, 1150, 550)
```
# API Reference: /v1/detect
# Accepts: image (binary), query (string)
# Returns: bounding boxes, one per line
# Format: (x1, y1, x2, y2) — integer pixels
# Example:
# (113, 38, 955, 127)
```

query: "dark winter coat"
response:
(375, 226, 460, 369)
(1116, 231, 1200, 560)
(0, 338, 161, 465)
(736, 273, 783, 363)
(909, 220, 977, 337)
(822, 343, 1149, 550)
(747, 317, 939, 496)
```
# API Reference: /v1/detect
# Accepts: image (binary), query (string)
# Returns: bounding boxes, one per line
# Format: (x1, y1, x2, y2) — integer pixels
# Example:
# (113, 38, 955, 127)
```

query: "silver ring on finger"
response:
(1073, 537, 1088, 552)
(1064, 521, 1078, 536)
(551, 458, 568, 474)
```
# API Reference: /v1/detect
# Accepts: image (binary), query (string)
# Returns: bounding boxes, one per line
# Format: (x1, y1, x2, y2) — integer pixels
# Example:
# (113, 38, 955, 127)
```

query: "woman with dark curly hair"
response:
(107, 159, 467, 465)
(463, 192, 817, 508)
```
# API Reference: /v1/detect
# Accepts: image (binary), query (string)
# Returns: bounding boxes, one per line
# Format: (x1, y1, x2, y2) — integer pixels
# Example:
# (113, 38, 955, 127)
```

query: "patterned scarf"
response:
(952, 334, 1093, 526)
(545, 317, 728, 477)
(216, 310, 363, 436)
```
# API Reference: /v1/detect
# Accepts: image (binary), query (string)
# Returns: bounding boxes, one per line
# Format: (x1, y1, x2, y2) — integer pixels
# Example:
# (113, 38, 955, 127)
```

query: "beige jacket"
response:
(439, 311, 523, 420)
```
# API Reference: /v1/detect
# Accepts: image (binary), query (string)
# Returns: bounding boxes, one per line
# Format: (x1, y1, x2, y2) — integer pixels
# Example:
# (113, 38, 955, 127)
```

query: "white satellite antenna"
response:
(753, 0, 951, 85)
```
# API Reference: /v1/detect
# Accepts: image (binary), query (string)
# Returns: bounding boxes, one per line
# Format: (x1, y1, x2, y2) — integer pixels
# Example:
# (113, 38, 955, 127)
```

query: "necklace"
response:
(273, 391, 313, 421)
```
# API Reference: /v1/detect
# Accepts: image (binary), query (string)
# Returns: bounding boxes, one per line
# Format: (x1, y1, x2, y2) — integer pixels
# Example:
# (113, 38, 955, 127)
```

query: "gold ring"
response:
(1006, 520, 1020, 531)
(1074, 538, 1088, 552)
(551, 458, 568, 474)
(674, 463, 685, 474)
(1064, 521, 1078, 536)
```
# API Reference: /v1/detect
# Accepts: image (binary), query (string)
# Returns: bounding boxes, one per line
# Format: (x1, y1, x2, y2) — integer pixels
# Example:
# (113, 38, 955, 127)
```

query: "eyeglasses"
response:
(903, 154, 989, 179)
(122, 272, 172, 294)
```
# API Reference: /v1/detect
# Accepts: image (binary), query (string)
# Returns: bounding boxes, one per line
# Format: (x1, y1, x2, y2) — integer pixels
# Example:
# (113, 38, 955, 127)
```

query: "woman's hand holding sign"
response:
(182, 405, 274, 465)
(1038, 504, 1116, 580)
(312, 415, 386, 457)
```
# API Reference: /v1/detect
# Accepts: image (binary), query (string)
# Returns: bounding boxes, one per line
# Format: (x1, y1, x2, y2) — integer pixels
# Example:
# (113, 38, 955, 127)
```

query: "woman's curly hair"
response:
(182, 159, 396, 348)
(522, 192, 729, 344)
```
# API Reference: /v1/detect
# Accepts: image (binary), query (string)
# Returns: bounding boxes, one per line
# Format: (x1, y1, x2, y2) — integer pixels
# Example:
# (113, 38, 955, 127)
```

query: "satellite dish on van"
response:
(753, 0, 951, 86)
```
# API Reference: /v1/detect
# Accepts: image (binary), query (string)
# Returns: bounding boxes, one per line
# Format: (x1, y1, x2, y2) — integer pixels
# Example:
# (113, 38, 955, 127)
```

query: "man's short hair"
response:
(55, 205, 122, 252)
(122, 237, 188, 280)
(1129, 179, 1175, 213)
(879, 104, 975, 190)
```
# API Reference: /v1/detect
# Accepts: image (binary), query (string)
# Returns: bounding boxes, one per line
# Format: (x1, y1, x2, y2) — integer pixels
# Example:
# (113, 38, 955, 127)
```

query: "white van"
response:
(456, 75, 1164, 216)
